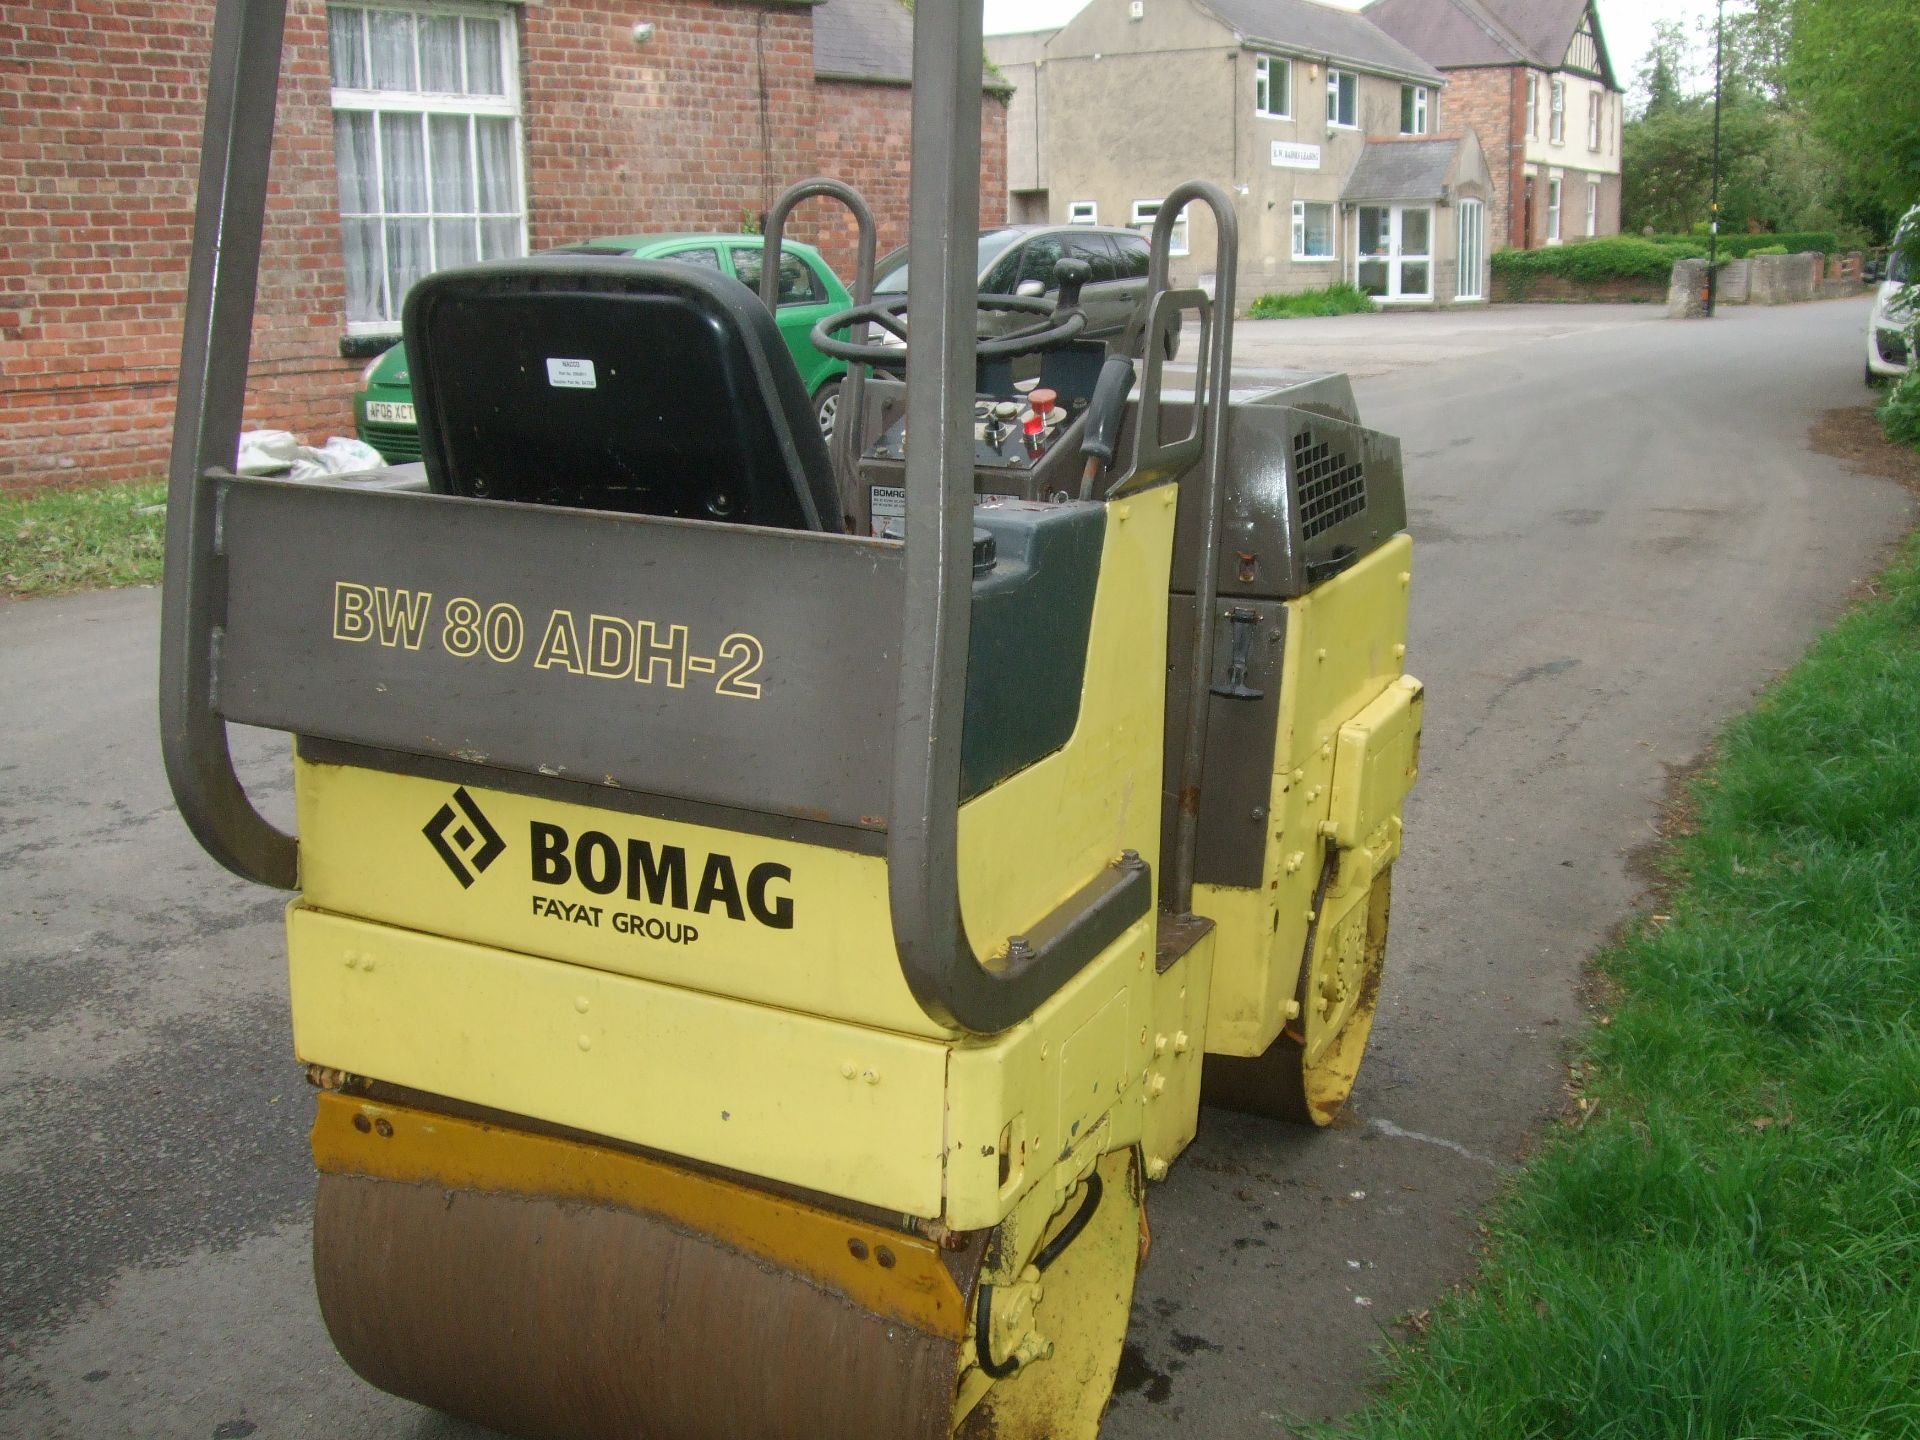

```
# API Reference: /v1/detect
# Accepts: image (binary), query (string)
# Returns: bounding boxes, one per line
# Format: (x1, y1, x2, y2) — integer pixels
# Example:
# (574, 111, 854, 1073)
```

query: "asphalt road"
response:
(1, 298, 1910, 1439)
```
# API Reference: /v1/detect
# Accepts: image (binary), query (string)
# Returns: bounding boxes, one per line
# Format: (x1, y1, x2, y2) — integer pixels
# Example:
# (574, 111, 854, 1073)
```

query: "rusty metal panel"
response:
(1161, 596, 1287, 889)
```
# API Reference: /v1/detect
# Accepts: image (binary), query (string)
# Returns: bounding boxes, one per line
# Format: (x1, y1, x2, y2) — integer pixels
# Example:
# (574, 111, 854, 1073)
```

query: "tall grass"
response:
(1321, 535, 1920, 1439)
(1247, 284, 1377, 320)
(1, 481, 167, 596)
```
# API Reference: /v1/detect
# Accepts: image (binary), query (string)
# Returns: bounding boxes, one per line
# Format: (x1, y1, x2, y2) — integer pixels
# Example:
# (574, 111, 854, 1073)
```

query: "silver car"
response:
(1866, 238, 1912, 384)
(872, 224, 1158, 345)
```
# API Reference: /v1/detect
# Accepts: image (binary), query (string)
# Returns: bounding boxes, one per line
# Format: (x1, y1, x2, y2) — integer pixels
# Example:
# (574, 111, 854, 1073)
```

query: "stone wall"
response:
(1720, 253, 1860, 306)
(1745, 252, 1821, 305)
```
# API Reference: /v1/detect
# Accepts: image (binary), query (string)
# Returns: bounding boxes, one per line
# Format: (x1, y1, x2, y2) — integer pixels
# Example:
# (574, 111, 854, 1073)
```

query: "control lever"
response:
(1209, 607, 1265, 700)
(1079, 355, 1136, 499)
(1051, 256, 1090, 310)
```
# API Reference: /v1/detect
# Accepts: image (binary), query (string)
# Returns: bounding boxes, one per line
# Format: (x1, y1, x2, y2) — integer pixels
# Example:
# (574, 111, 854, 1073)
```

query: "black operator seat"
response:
(404, 257, 841, 531)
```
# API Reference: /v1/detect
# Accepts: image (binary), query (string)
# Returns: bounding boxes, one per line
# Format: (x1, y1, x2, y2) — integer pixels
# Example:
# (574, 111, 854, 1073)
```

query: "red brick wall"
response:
(2, 2, 1012, 495)
(1490, 270, 1663, 303)
(810, 80, 1009, 279)
(522, 1, 818, 250)
(1, 0, 354, 495)
(1441, 66, 1525, 251)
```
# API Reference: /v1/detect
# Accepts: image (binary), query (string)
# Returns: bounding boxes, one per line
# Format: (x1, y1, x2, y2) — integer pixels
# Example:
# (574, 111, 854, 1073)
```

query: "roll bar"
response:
(882, 6, 1242, 1029)
(760, 179, 876, 512)
(159, 0, 296, 889)
(1155, 184, 1239, 917)
(160, 0, 1236, 1033)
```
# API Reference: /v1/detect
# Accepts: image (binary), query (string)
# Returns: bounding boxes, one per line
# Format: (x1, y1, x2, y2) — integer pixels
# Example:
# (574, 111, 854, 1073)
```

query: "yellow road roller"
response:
(160, 2, 1420, 1434)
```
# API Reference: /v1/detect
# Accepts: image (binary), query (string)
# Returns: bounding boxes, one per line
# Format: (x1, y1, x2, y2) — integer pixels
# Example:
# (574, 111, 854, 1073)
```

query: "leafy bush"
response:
(1879, 368, 1920, 450)
(1491, 237, 1695, 284)
(1245, 283, 1376, 319)
(1745, 244, 1790, 256)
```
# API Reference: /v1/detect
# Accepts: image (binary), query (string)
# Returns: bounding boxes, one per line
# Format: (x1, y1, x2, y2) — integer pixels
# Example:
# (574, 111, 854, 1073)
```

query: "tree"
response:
(1622, 85, 1774, 234)
(1633, 20, 1694, 118)
(1717, 0, 1794, 108)
(1788, 0, 1920, 236)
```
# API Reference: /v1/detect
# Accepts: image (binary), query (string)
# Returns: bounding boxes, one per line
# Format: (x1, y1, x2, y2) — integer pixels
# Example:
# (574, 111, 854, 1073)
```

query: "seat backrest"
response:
(405, 257, 840, 531)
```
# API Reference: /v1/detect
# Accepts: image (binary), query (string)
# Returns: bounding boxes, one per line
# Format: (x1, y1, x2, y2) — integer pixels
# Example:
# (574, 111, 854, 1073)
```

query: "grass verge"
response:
(1247, 284, 1376, 320)
(1, 481, 168, 597)
(1318, 530, 1920, 1439)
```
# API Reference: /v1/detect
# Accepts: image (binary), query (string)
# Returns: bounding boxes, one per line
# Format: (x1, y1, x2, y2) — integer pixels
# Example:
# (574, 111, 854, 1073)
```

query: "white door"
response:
(1456, 199, 1485, 301)
(1356, 205, 1434, 301)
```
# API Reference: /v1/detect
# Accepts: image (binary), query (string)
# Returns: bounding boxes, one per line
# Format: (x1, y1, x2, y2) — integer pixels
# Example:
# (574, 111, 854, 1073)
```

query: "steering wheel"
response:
(811, 292, 1089, 369)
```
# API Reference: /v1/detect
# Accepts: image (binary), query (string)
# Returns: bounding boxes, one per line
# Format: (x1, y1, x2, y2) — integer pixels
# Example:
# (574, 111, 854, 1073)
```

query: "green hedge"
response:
(1644, 230, 1840, 257)
(1490, 236, 1699, 284)
(1491, 231, 1848, 289)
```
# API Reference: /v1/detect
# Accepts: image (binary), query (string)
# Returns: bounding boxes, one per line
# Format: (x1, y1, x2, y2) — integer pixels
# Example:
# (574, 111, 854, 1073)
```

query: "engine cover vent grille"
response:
(1292, 428, 1367, 539)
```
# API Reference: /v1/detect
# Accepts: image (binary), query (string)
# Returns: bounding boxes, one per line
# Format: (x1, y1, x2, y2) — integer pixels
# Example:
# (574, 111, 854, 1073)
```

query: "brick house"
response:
(0, 0, 1006, 495)
(988, 0, 1494, 308)
(1362, 0, 1623, 250)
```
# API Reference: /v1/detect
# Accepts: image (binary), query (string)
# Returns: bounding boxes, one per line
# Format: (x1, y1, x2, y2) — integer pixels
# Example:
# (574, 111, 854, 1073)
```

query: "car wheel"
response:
(813, 378, 842, 441)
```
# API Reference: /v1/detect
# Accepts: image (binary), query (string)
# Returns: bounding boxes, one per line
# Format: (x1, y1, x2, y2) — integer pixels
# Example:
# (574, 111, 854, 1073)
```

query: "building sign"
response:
(1270, 141, 1321, 170)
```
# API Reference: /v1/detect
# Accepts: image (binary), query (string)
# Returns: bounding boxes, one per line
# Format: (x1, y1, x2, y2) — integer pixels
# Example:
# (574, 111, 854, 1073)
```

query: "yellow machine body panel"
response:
(1199, 533, 1418, 1057)
(957, 488, 1177, 939)
(296, 761, 951, 1040)
(291, 902, 1174, 1229)
(294, 495, 1175, 1043)
(289, 903, 953, 1215)
(288, 497, 1193, 1227)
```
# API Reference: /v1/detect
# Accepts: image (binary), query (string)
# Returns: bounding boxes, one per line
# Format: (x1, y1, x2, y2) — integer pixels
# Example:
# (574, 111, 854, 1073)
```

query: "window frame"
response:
(1525, 73, 1538, 137)
(1455, 197, 1485, 301)
(1131, 199, 1188, 258)
(1587, 91, 1601, 149)
(1326, 68, 1358, 129)
(1066, 200, 1099, 225)
(1546, 176, 1562, 242)
(1400, 84, 1429, 136)
(1290, 199, 1335, 262)
(328, 0, 528, 337)
(1254, 53, 1292, 119)
(1549, 78, 1566, 144)
(1585, 179, 1599, 237)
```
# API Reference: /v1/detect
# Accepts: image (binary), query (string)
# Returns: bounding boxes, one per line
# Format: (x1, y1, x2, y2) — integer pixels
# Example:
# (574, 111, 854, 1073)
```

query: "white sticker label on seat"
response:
(546, 358, 597, 389)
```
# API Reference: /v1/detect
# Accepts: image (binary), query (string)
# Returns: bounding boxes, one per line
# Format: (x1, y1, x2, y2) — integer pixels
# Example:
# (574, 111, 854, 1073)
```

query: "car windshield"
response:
(1892, 249, 1910, 285)
(872, 229, 1025, 295)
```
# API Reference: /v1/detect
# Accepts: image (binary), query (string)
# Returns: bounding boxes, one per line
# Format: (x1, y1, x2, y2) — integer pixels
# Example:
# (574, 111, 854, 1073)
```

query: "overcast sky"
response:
(981, 0, 1730, 103)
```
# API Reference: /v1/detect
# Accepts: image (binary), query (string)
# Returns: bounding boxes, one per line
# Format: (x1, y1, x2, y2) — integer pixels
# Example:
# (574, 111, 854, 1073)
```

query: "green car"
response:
(354, 234, 854, 465)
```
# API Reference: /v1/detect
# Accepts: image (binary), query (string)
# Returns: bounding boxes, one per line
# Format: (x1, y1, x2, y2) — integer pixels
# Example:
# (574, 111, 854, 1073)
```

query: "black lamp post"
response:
(1706, 0, 1723, 315)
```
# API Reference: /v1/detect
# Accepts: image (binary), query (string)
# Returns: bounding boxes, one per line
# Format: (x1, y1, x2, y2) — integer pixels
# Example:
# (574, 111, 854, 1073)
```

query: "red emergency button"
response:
(1025, 387, 1057, 436)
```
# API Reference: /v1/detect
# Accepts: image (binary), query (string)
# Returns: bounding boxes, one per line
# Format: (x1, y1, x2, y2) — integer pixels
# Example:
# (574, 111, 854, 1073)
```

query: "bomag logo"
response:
(529, 821, 794, 943)
(423, 787, 506, 887)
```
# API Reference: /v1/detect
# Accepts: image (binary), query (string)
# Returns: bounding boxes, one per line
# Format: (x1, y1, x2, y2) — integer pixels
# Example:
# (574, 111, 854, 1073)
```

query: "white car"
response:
(1867, 228, 1913, 384)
